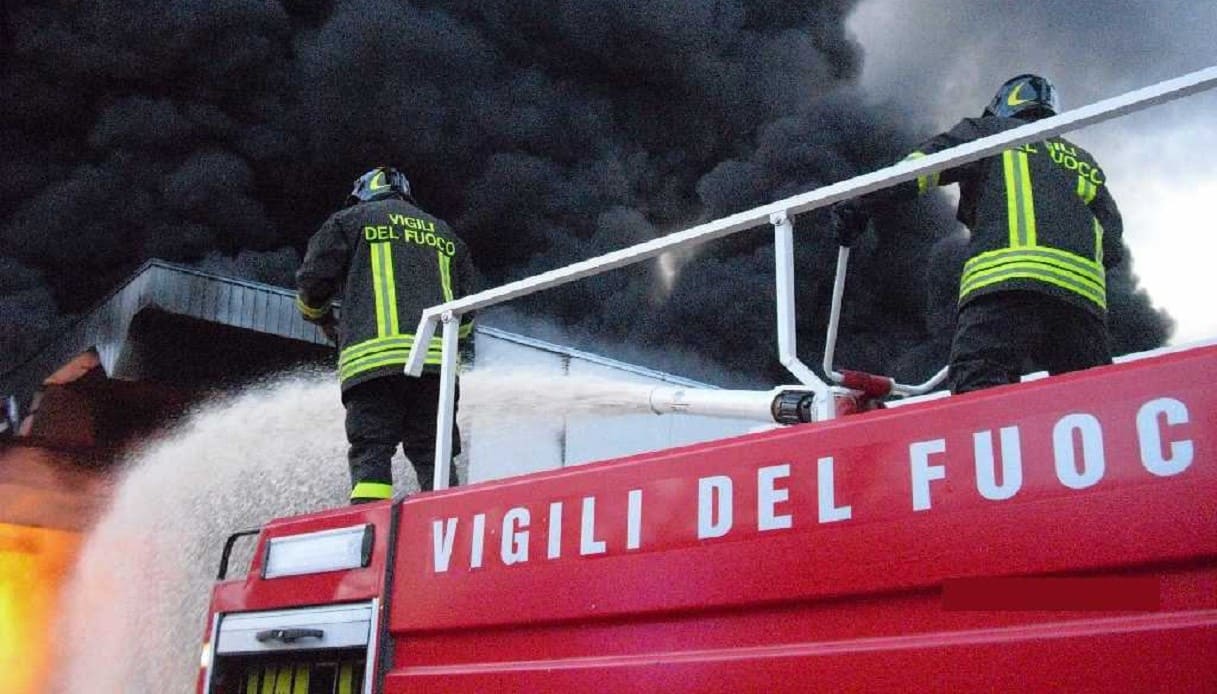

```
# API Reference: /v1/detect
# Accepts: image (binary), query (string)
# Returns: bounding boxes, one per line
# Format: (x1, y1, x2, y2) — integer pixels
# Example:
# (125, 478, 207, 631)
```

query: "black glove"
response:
(830, 200, 870, 247)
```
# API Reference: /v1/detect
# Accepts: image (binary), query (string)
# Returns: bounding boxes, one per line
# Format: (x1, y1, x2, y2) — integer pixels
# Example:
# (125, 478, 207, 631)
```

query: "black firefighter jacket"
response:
(295, 197, 477, 392)
(877, 115, 1123, 318)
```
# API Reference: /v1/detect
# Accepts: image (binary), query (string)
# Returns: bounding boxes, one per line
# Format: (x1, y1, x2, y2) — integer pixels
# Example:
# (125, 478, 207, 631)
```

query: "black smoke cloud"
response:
(0, 0, 1170, 385)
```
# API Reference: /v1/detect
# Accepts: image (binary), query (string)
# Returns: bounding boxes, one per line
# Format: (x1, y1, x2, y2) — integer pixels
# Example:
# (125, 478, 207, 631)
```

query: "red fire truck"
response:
(195, 342, 1217, 693)
(197, 67, 1217, 692)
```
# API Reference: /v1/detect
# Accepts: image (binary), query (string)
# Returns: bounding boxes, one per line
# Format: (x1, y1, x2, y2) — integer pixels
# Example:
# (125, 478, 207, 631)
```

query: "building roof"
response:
(1, 260, 331, 433)
(1, 259, 711, 438)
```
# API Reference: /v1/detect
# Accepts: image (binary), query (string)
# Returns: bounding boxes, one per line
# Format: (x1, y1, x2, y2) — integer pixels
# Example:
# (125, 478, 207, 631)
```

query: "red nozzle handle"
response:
(840, 370, 893, 398)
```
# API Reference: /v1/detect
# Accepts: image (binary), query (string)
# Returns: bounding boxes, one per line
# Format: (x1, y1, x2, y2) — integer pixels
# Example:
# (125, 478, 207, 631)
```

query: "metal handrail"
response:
(403, 64, 1217, 490)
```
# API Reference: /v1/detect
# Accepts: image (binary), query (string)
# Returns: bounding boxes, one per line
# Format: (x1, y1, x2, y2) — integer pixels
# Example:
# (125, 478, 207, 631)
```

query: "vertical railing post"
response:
(771, 211, 828, 390)
(432, 311, 459, 490)
(772, 211, 798, 369)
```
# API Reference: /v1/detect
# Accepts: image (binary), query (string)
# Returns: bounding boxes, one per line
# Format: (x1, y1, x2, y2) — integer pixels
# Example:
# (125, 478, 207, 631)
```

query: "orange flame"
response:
(0, 523, 81, 694)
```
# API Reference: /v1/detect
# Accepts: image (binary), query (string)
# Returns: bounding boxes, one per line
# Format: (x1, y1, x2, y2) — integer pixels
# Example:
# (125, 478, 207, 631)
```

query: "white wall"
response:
(464, 328, 762, 484)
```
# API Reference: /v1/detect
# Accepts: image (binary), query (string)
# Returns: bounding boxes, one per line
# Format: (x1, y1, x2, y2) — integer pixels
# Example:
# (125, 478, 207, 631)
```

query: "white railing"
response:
(405, 65, 1217, 490)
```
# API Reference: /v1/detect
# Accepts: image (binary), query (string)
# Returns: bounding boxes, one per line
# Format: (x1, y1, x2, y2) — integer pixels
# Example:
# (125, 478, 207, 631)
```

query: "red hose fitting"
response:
(840, 370, 893, 398)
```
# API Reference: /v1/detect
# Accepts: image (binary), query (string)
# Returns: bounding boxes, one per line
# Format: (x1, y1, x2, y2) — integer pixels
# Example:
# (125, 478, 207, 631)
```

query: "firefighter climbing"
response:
(831, 74, 1124, 393)
(296, 166, 478, 503)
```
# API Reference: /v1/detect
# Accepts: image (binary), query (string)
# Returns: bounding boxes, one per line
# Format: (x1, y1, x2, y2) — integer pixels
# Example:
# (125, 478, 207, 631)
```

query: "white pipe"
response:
(648, 385, 780, 422)
(823, 246, 850, 381)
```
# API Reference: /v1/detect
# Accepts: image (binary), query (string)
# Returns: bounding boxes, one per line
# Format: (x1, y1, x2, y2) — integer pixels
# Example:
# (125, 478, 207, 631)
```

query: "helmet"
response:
(346, 166, 412, 206)
(983, 74, 1060, 120)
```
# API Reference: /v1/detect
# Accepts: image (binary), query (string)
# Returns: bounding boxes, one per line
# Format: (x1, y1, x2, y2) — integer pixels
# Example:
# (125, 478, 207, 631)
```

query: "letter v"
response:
(432, 518, 458, 572)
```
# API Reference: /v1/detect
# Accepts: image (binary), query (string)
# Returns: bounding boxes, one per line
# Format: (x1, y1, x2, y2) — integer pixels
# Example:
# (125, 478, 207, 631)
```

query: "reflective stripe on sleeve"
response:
(1076, 175, 1098, 204)
(295, 295, 329, 320)
(905, 151, 940, 193)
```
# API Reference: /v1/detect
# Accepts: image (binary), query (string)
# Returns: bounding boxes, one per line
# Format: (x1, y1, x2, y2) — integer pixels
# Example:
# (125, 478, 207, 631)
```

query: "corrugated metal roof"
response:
(0, 259, 713, 435)
(1, 260, 330, 427)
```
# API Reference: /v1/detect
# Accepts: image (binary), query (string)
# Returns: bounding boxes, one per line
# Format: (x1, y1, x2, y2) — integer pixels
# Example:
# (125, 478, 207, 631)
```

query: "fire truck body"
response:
(198, 343, 1217, 693)
(200, 68, 1217, 692)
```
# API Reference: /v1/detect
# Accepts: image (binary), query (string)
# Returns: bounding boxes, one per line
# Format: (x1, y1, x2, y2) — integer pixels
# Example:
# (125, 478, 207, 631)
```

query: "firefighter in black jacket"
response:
(296, 166, 477, 503)
(832, 74, 1123, 393)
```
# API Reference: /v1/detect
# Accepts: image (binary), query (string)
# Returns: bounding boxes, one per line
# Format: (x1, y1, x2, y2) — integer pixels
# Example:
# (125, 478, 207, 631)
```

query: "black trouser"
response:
(947, 291, 1112, 394)
(342, 375, 460, 501)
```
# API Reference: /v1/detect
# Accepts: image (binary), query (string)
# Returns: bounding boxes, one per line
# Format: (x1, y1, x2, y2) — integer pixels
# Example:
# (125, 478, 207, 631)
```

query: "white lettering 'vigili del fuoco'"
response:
(430, 396, 1194, 573)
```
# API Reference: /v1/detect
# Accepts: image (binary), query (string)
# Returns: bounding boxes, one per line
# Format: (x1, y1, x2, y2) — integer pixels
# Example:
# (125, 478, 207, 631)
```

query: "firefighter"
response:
(831, 74, 1124, 393)
(296, 166, 477, 503)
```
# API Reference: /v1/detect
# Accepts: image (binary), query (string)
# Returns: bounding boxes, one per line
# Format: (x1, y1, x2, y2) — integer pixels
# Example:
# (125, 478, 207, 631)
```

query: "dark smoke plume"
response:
(1, 0, 1171, 385)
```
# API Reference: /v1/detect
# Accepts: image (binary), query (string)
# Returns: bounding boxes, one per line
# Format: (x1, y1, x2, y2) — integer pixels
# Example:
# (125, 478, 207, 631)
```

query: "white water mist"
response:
(53, 374, 355, 693)
(52, 366, 662, 692)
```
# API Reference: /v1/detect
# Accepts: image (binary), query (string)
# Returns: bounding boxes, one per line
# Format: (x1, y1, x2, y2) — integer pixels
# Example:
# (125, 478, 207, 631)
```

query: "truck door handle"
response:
(255, 628, 325, 643)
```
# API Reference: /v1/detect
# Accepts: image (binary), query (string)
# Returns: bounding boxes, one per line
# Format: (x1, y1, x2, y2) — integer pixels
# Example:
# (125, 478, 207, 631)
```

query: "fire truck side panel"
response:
(383, 617, 1216, 693)
(210, 502, 394, 613)
(384, 346, 1217, 689)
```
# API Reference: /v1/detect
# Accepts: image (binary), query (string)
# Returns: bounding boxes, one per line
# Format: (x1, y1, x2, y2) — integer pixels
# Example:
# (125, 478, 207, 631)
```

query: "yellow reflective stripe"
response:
(295, 295, 329, 319)
(370, 242, 400, 337)
(961, 247, 1106, 303)
(1019, 152, 1036, 246)
(1002, 150, 1036, 247)
(339, 335, 415, 366)
(439, 251, 454, 302)
(293, 666, 309, 694)
(339, 338, 449, 379)
(962, 255, 1104, 295)
(383, 244, 399, 334)
(1076, 175, 1098, 204)
(961, 267, 1106, 308)
(341, 332, 460, 364)
(338, 664, 354, 694)
(904, 151, 939, 193)
(352, 482, 393, 500)
(960, 262, 1106, 307)
(340, 350, 410, 380)
(459, 321, 473, 337)
(1003, 151, 1019, 246)
(963, 245, 1103, 279)
(340, 351, 442, 380)
(963, 261, 1109, 299)
(247, 669, 260, 694)
(261, 667, 276, 694)
(370, 243, 386, 336)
